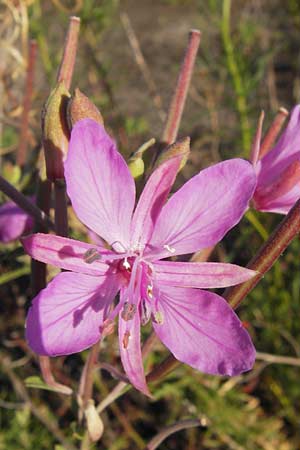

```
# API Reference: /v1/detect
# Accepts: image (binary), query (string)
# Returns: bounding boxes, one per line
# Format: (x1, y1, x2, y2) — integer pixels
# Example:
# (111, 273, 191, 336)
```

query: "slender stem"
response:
(249, 111, 264, 165)
(224, 199, 300, 309)
(222, 0, 251, 153)
(0, 266, 30, 285)
(97, 381, 129, 413)
(245, 210, 268, 241)
(31, 177, 51, 299)
(17, 40, 37, 167)
(142, 331, 158, 358)
(120, 12, 165, 122)
(145, 419, 203, 450)
(259, 107, 289, 159)
(146, 354, 180, 383)
(256, 351, 300, 367)
(0, 174, 54, 230)
(162, 29, 201, 145)
(39, 356, 72, 395)
(190, 246, 214, 262)
(81, 342, 100, 410)
(57, 16, 80, 90)
(54, 179, 68, 236)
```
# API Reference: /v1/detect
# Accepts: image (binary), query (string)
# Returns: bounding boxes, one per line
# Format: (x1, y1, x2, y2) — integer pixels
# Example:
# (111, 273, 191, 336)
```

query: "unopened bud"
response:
(67, 88, 103, 128)
(42, 81, 71, 180)
(128, 138, 155, 179)
(84, 400, 104, 442)
(154, 137, 190, 172)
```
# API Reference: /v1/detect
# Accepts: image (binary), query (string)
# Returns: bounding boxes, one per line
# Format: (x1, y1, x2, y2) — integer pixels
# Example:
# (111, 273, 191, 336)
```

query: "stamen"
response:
(147, 284, 153, 299)
(153, 311, 164, 324)
(163, 244, 176, 254)
(111, 240, 127, 253)
(100, 319, 115, 337)
(83, 248, 102, 264)
(121, 302, 136, 321)
(141, 299, 151, 326)
(122, 331, 131, 349)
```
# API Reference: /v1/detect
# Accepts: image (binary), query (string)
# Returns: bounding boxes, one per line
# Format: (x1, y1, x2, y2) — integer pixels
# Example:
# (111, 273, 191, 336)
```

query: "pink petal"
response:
(256, 105, 300, 190)
(152, 285, 255, 376)
(26, 271, 120, 356)
(118, 289, 150, 396)
(154, 261, 257, 288)
(253, 184, 300, 214)
(253, 159, 300, 214)
(22, 233, 111, 276)
(65, 119, 135, 251)
(0, 200, 33, 243)
(145, 159, 256, 260)
(130, 156, 181, 250)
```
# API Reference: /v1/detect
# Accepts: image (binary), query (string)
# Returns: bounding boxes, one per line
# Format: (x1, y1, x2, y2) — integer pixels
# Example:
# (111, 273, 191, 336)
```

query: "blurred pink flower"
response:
(253, 105, 300, 214)
(23, 119, 257, 395)
(0, 199, 33, 243)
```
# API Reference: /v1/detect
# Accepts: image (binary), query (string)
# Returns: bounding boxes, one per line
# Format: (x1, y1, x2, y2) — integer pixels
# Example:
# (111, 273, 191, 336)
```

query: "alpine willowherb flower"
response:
(252, 105, 300, 214)
(0, 199, 33, 243)
(23, 119, 257, 395)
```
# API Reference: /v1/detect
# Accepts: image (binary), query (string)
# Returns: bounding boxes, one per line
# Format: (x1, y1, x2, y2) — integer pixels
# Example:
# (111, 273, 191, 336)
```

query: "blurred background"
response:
(1, 1, 300, 448)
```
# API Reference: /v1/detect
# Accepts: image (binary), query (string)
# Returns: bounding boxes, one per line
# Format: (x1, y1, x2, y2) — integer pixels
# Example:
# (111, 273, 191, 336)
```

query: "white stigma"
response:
(123, 258, 131, 270)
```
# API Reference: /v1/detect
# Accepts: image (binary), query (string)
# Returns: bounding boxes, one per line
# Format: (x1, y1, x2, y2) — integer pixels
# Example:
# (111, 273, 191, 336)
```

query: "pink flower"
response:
(0, 200, 33, 243)
(23, 119, 257, 395)
(253, 105, 300, 214)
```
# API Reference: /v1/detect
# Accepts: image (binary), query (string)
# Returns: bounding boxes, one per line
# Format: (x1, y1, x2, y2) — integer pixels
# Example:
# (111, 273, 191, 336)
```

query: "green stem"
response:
(221, 0, 251, 153)
(245, 210, 268, 241)
(0, 266, 30, 285)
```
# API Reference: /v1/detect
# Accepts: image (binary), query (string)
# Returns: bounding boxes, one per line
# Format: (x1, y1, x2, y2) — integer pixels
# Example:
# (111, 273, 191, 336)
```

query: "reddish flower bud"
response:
(67, 88, 103, 128)
(154, 136, 190, 172)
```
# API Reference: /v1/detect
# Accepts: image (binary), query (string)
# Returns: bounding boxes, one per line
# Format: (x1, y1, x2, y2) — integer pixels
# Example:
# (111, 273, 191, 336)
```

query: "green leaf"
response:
(25, 376, 69, 394)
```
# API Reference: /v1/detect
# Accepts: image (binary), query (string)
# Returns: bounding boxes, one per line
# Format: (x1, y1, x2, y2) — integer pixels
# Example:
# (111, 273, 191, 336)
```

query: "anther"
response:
(121, 302, 136, 321)
(83, 248, 102, 264)
(163, 244, 176, 254)
(153, 311, 164, 324)
(147, 284, 153, 299)
(141, 299, 151, 326)
(123, 331, 131, 349)
(100, 319, 115, 337)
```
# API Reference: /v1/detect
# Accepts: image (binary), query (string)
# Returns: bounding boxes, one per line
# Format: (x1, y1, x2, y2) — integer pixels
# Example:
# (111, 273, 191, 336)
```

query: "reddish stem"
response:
(0, 174, 53, 230)
(57, 16, 80, 90)
(53, 16, 80, 235)
(224, 199, 300, 309)
(259, 107, 288, 159)
(17, 40, 37, 167)
(39, 355, 72, 395)
(162, 29, 201, 145)
(80, 342, 100, 410)
(54, 179, 68, 237)
(250, 110, 264, 165)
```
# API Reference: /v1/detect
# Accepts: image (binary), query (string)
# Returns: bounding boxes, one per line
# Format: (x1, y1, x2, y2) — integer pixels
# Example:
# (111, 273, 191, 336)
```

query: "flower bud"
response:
(128, 138, 155, 179)
(154, 136, 190, 172)
(84, 400, 104, 442)
(67, 88, 103, 128)
(42, 81, 71, 180)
